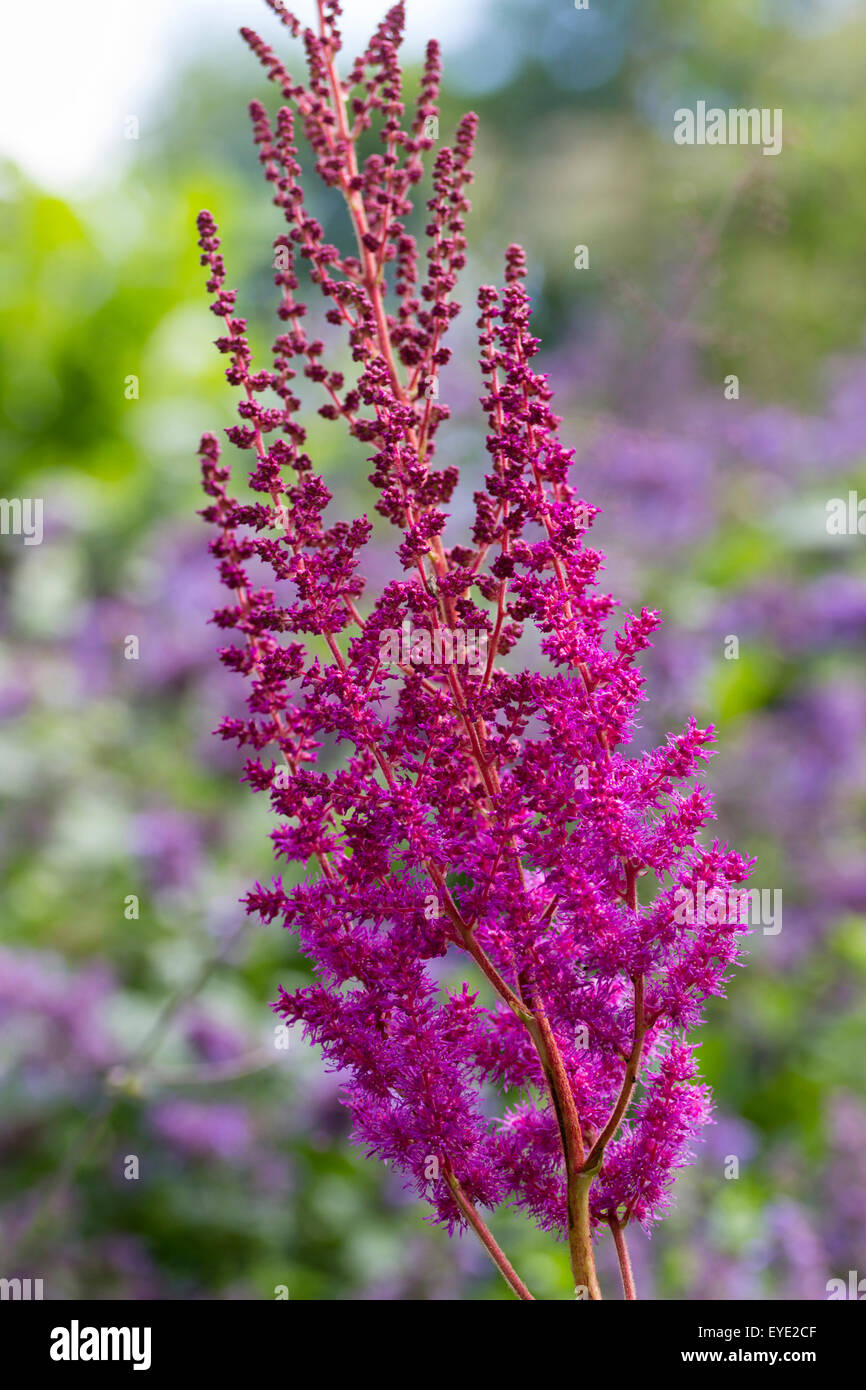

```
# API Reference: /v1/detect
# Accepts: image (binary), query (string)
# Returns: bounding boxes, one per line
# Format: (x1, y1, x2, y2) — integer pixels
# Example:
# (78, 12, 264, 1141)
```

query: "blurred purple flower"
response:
(151, 1100, 253, 1162)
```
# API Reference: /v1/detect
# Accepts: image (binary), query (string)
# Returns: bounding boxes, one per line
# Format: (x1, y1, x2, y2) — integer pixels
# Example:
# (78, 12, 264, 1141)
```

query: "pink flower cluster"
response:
(195, 0, 751, 1299)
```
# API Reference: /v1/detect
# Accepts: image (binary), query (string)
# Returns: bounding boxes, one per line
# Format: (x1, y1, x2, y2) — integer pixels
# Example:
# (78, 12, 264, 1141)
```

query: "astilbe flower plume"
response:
(194, 0, 752, 1300)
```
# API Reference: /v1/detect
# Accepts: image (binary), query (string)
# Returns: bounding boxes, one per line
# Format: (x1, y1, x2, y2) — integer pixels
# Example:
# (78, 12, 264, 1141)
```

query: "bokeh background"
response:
(1, 0, 865, 1299)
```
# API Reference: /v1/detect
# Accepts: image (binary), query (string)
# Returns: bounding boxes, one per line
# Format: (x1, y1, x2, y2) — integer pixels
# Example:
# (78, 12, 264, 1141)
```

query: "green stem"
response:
(569, 1170, 602, 1300)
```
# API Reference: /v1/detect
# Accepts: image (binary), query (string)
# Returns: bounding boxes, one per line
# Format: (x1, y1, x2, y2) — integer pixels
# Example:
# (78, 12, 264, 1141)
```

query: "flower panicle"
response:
(194, 1, 750, 1296)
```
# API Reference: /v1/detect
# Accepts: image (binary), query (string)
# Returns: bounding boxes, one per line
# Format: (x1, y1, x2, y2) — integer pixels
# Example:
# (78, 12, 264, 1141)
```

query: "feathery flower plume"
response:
(195, 0, 751, 1300)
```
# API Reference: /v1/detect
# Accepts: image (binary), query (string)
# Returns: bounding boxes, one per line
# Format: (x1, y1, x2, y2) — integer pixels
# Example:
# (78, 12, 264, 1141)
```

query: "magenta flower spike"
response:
(195, 0, 751, 1300)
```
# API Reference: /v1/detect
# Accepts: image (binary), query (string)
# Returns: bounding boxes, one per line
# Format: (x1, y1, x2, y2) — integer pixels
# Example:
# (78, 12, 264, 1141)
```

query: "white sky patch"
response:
(0, 0, 490, 194)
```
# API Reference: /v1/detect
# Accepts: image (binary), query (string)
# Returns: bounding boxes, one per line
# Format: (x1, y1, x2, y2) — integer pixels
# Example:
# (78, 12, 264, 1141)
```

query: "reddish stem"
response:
(444, 1169, 534, 1301)
(608, 1215, 637, 1300)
